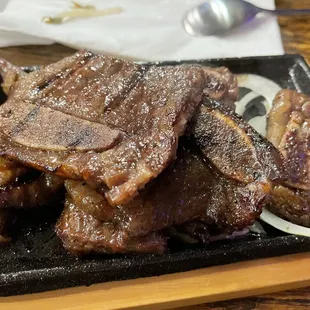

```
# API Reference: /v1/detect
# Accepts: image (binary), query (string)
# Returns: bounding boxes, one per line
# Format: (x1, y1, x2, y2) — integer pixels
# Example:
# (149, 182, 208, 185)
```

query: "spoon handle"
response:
(262, 8, 310, 16)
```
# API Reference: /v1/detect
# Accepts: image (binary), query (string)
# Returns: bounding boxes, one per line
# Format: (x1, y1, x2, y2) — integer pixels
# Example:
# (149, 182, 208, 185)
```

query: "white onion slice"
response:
(260, 208, 310, 237)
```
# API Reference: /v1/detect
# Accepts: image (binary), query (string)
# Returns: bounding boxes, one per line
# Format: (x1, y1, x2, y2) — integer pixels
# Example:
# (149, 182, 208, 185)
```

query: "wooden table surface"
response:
(0, 0, 309, 309)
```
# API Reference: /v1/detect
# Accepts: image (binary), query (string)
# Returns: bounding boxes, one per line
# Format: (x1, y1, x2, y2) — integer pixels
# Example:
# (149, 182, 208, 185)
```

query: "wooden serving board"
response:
(1, 252, 310, 310)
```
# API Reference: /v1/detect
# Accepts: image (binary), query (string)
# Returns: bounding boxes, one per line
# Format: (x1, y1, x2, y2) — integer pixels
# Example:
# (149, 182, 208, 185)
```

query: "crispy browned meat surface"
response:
(0, 58, 26, 95)
(0, 53, 283, 255)
(192, 99, 285, 185)
(0, 50, 206, 206)
(0, 119, 60, 210)
(56, 196, 167, 255)
(202, 67, 238, 108)
(0, 173, 64, 209)
(58, 143, 267, 254)
(0, 120, 61, 210)
(58, 121, 282, 255)
(0, 100, 121, 152)
(65, 180, 115, 222)
(266, 89, 310, 226)
(57, 142, 269, 254)
(268, 185, 310, 227)
(121, 142, 270, 234)
(267, 89, 310, 190)
(55, 62, 280, 255)
(87, 142, 270, 231)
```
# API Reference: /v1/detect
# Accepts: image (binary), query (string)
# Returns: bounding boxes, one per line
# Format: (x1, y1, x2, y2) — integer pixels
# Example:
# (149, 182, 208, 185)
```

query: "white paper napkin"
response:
(0, 0, 283, 61)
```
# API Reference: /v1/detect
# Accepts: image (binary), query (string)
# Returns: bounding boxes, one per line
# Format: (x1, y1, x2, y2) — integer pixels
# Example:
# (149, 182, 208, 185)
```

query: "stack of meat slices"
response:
(0, 51, 285, 255)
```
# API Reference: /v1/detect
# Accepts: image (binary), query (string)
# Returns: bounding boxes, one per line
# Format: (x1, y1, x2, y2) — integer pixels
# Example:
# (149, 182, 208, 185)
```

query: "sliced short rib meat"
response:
(0, 50, 206, 205)
(192, 98, 285, 185)
(0, 53, 282, 254)
(54, 66, 281, 255)
(268, 185, 310, 227)
(56, 196, 167, 255)
(57, 122, 284, 255)
(57, 143, 266, 255)
(57, 145, 271, 255)
(267, 89, 310, 190)
(267, 89, 310, 227)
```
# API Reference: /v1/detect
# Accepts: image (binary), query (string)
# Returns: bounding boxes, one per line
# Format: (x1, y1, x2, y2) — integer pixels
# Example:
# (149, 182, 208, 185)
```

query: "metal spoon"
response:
(183, 0, 310, 36)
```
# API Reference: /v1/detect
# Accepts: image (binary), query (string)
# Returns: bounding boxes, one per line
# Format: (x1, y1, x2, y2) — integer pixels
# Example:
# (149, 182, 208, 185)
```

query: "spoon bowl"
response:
(183, 0, 310, 37)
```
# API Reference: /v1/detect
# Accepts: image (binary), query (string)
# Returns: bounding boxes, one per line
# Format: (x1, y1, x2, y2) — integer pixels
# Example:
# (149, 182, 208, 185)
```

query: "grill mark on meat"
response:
(97, 63, 149, 116)
(32, 51, 95, 95)
(63, 123, 95, 149)
(0, 101, 122, 152)
(26, 54, 148, 125)
(62, 139, 272, 245)
(0, 52, 206, 205)
(35, 72, 64, 93)
(0, 53, 283, 255)
(66, 137, 83, 148)
(10, 105, 40, 137)
(191, 98, 286, 184)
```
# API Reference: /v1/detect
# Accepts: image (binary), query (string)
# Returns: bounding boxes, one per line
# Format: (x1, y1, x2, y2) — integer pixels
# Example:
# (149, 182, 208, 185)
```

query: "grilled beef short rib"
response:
(57, 102, 285, 255)
(56, 196, 167, 255)
(267, 89, 310, 227)
(267, 89, 310, 191)
(193, 99, 285, 184)
(0, 51, 207, 206)
(0, 52, 286, 254)
(57, 140, 269, 255)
